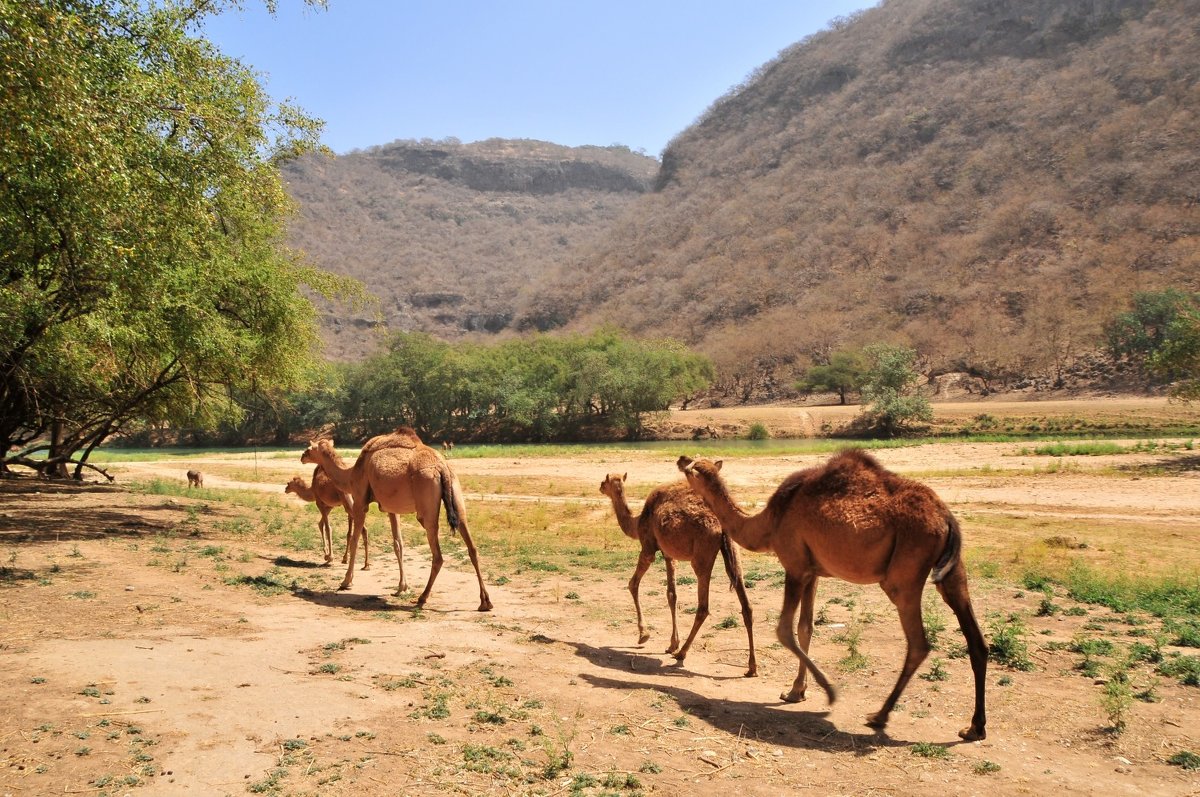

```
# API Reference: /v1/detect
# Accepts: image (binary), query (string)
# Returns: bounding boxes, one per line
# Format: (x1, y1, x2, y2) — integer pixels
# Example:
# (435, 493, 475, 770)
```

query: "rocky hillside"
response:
(282, 139, 658, 358)
(284, 0, 1199, 397)
(514, 0, 1200, 395)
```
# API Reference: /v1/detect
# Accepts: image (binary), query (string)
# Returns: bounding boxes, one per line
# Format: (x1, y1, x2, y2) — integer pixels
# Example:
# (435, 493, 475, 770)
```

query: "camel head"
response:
(284, 476, 305, 495)
(301, 438, 334, 465)
(598, 472, 628, 500)
(676, 455, 722, 492)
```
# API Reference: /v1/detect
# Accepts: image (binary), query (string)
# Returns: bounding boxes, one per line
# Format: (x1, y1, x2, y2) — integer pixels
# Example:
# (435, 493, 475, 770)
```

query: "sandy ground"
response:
(1, 399, 1199, 796)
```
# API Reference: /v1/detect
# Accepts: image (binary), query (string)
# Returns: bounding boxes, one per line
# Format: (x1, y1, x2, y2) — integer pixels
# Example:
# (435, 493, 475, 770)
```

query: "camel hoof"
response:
(865, 713, 888, 730)
(362, 564, 371, 571)
(478, 600, 493, 612)
(337, 582, 351, 592)
(745, 667, 758, 678)
(781, 690, 806, 704)
(959, 726, 986, 741)
(638, 633, 651, 645)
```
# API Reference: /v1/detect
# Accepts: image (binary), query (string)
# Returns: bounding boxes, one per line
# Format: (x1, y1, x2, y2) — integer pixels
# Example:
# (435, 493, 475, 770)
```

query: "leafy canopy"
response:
(0, 0, 350, 476)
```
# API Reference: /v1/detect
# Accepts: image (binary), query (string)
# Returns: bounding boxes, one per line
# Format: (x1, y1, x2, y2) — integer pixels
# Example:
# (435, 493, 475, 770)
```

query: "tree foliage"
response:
(797, 349, 868, 404)
(858, 343, 932, 436)
(0, 0, 345, 476)
(324, 329, 713, 443)
(1106, 290, 1200, 400)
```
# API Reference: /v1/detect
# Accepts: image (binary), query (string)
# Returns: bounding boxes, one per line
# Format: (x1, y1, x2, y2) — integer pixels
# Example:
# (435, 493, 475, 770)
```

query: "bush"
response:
(747, 423, 770, 440)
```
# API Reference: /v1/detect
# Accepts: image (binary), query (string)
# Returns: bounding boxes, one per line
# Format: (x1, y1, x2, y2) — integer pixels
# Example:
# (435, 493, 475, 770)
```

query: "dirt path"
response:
(2, 435, 1199, 796)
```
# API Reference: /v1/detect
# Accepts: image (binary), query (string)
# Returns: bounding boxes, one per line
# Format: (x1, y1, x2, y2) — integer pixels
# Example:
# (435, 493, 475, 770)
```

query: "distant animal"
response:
(678, 450, 988, 741)
(599, 472, 756, 677)
(441, 440, 454, 452)
(302, 428, 492, 611)
(186, 470, 203, 488)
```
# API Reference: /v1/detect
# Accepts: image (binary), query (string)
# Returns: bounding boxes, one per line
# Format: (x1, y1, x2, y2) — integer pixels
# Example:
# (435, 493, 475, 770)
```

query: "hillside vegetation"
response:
(514, 0, 1200, 395)
(282, 139, 657, 359)
(284, 0, 1199, 399)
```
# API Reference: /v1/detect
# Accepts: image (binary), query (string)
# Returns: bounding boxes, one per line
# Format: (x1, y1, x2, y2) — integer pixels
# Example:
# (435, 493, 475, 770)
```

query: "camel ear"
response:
(622, 472, 627, 482)
(714, 460, 723, 472)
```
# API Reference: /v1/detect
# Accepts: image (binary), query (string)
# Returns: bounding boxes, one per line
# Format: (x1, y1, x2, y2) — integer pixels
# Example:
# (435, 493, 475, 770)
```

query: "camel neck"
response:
(605, 492, 640, 540)
(317, 448, 357, 490)
(700, 480, 773, 553)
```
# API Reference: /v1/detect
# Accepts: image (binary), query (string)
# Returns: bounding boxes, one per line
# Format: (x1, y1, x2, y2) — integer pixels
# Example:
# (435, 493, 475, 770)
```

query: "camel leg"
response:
(729, 555, 757, 678)
(868, 582, 930, 731)
(338, 508, 367, 591)
(340, 504, 353, 565)
(389, 513, 407, 595)
(664, 557, 684, 656)
(414, 510, 443, 608)
(936, 565, 989, 741)
(674, 554, 715, 664)
(628, 548, 655, 645)
(778, 574, 836, 704)
(783, 574, 819, 700)
(451, 513, 492, 612)
(318, 506, 333, 564)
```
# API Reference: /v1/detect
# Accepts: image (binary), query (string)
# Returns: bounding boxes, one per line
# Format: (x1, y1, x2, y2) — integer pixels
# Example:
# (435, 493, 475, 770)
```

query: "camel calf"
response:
(600, 472, 756, 677)
(186, 470, 203, 488)
(285, 468, 362, 567)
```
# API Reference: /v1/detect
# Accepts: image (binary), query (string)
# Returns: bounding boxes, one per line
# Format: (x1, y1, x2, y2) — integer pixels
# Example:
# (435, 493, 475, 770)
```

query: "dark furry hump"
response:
(766, 448, 887, 519)
(440, 467, 460, 535)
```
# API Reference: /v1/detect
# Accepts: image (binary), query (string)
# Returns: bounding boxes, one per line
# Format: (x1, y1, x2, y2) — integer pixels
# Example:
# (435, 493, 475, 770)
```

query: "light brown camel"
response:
(285, 467, 359, 566)
(186, 470, 203, 488)
(677, 450, 988, 741)
(302, 428, 492, 611)
(600, 473, 756, 676)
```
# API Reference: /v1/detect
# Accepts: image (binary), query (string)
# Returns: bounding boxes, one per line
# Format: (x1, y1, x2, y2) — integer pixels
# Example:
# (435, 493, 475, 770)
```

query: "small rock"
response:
(1115, 756, 1132, 766)
(125, 585, 135, 591)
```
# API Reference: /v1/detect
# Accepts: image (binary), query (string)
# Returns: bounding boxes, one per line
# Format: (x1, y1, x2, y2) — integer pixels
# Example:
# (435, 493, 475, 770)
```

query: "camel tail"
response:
(719, 531, 743, 593)
(440, 466, 461, 536)
(932, 513, 962, 584)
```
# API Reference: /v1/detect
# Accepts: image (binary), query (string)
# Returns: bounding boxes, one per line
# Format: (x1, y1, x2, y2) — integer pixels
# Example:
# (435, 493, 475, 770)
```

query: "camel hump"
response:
(361, 427, 424, 455)
(830, 448, 885, 472)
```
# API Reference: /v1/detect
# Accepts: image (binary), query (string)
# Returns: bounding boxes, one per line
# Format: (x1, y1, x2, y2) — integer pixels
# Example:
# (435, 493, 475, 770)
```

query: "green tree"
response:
(797, 349, 868, 405)
(859, 343, 932, 436)
(1106, 290, 1200, 395)
(0, 0, 346, 477)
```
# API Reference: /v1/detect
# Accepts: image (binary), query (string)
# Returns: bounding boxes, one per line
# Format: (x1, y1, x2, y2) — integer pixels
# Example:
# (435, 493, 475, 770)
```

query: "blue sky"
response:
(201, 1, 876, 158)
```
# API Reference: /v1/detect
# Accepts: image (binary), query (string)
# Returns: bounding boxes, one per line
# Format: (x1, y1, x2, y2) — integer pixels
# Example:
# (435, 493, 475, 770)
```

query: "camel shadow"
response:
(269, 555, 325, 569)
(565, 637, 751, 682)
(291, 587, 411, 612)
(1122, 453, 1200, 475)
(567, 639, 974, 752)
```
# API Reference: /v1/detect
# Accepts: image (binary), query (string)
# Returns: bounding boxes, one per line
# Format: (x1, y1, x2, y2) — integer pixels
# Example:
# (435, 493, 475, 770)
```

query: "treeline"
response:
(139, 330, 713, 446)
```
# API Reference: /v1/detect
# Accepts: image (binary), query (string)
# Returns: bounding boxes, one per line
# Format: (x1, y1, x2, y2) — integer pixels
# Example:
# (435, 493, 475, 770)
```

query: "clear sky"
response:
(201, 1, 877, 158)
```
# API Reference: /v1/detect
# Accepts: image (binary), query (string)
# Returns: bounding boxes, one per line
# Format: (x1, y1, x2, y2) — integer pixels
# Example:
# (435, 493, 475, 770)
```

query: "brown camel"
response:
(284, 467, 360, 566)
(302, 428, 492, 611)
(677, 450, 988, 741)
(600, 473, 756, 676)
(186, 470, 202, 488)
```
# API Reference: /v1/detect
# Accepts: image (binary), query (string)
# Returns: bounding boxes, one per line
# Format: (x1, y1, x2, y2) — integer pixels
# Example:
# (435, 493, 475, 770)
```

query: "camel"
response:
(677, 450, 988, 741)
(284, 467, 360, 566)
(600, 473, 756, 676)
(302, 428, 492, 611)
(186, 470, 202, 488)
